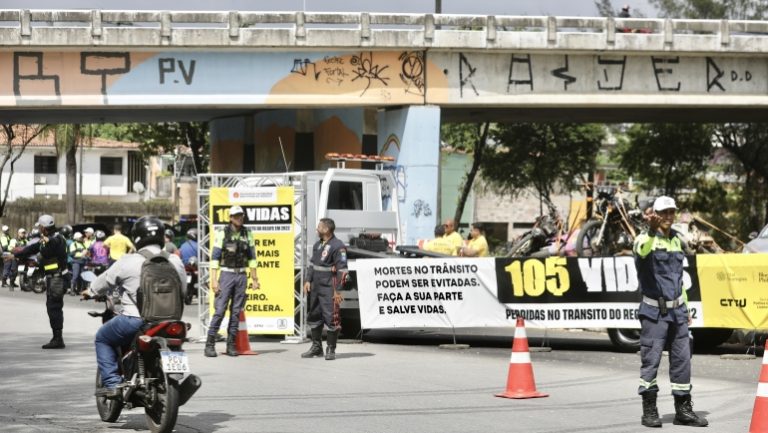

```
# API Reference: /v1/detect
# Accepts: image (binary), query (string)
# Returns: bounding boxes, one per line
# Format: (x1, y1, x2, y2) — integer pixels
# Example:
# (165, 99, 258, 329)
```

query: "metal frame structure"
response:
(196, 173, 308, 342)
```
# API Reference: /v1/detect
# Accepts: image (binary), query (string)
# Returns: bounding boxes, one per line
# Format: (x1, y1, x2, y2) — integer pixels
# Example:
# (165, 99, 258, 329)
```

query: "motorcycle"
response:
(576, 185, 647, 257)
(506, 196, 578, 258)
(82, 272, 202, 433)
(18, 255, 45, 294)
(184, 257, 198, 305)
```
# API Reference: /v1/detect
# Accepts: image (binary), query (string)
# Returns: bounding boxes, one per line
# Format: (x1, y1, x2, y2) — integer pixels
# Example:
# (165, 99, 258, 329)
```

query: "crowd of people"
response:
(422, 219, 489, 257)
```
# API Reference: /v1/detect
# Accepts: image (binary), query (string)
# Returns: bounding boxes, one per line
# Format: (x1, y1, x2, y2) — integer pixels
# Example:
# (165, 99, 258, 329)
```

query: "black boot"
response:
(673, 394, 708, 427)
(325, 330, 338, 360)
(641, 392, 662, 428)
(225, 334, 238, 357)
(301, 327, 324, 358)
(42, 330, 65, 349)
(204, 334, 217, 357)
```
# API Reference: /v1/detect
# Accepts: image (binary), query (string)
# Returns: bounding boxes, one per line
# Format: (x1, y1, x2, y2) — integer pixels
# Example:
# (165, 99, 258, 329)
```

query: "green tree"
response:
(618, 123, 713, 196)
(102, 122, 208, 175)
(594, 0, 617, 17)
(440, 122, 490, 225)
(482, 123, 605, 202)
(650, 0, 766, 19)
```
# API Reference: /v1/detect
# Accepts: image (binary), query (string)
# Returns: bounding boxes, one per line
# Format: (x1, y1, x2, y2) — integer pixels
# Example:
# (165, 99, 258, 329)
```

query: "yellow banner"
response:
(209, 186, 295, 334)
(698, 253, 768, 329)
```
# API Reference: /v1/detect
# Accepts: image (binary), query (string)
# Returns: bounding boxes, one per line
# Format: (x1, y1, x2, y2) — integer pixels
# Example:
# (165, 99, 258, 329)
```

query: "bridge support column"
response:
(378, 105, 440, 245)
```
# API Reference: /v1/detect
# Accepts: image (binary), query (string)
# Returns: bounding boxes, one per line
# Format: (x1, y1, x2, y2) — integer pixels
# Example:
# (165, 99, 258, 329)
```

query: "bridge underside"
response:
(1, 106, 766, 124)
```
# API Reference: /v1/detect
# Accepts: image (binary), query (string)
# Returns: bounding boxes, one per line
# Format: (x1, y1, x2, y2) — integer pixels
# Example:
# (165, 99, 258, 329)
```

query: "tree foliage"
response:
(483, 123, 606, 201)
(618, 123, 713, 196)
(96, 122, 209, 174)
(650, 0, 767, 19)
(441, 122, 490, 225)
(594, 0, 618, 17)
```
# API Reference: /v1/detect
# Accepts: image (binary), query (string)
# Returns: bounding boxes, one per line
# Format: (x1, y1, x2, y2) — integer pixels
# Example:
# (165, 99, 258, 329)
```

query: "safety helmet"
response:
(37, 215, 55, 230)
(73, 232, 83, 241)
(229, 205, 244, 216)
(28, 228, 40, 239)
(84, 227, 94, 235)
(131, 216, 164, 250)
(186, 228, 198, 241)
(17, 228, 26, 235)
(59, 224, 73, 239)
(1, 225, 8, 233)
(95, 230, 106, 240)
(164, 228, 175, 239)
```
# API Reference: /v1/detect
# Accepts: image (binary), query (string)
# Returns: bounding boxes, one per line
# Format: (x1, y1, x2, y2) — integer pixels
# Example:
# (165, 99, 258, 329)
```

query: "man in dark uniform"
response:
(14, 215, 70, 349)
(205, 205, 260, 357)
(634, 196, 707, 428)
(302, 218, 347, 361)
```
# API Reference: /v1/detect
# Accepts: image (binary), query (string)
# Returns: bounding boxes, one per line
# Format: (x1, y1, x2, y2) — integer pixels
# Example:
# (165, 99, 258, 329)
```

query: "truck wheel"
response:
(608, 328, 640, 351)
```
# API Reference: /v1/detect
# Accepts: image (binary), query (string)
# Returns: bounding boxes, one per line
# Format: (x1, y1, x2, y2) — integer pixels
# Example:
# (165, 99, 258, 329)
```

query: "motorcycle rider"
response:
(84, 216, 185, 398)
(69, 232, 88, 293)
(87, 230, 110, 268)
(179, 229, 198, 265)
(7, 228, 28, 290)
(164, 229, 180, 256)
(83, 227, 95, 249)
(14, 215, 70, 349)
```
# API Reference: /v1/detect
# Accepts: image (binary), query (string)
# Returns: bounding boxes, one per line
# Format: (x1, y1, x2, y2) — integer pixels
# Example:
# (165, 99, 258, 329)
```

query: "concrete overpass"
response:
(1, 10, 767, 242)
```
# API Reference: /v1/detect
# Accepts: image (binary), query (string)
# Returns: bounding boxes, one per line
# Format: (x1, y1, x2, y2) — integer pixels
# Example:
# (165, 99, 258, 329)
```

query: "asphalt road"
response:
(0, 289, 761, 433)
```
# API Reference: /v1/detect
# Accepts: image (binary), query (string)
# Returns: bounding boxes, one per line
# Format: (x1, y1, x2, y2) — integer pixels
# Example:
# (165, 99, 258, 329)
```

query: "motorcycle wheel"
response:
(144, 357, 180, 433)
(95, 370, 122, 422)
(31, 276, 46, 294)
(506, 233, 536, 257)
(576, 219, 613, 257)
(19, 275, 31, 292)
(608, 328, 641, 352)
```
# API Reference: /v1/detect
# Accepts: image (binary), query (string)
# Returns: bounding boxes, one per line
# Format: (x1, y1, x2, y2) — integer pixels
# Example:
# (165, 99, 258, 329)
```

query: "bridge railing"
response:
(0, 10, 766, 53)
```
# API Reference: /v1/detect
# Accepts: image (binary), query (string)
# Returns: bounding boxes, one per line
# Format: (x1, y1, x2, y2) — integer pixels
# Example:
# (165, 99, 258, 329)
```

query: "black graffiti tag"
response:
(706, 57, 725, 92)
(350, 52, 390, 96)
(399, 51, 425, 96)
(597, 56, 627, 91)
(551, 55, 577, 90)
(651, 56, 681, 92)
(80, 52, 131, 100)
(458, 53, 479, 97)
(13, 52, 61, 101)
(159, 58, 196, 85)
(291, 58, 321, 80)
(507, 54, 534, 92)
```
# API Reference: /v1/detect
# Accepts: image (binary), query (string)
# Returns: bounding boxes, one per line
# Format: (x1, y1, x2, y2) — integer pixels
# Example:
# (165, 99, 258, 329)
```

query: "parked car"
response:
(744, 224, 768, 253)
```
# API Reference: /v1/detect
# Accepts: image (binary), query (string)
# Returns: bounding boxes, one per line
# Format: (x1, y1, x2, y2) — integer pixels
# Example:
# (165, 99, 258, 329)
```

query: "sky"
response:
(4, 0, 658, 18)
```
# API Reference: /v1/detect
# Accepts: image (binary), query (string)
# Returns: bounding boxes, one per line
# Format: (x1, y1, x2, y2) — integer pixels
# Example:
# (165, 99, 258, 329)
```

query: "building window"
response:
(34, 155, 58, 174)
(100, 157, 123, 175)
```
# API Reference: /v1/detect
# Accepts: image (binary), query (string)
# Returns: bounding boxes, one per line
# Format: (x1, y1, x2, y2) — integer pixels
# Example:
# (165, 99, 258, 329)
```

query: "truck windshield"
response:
(327, 181, 363, 210)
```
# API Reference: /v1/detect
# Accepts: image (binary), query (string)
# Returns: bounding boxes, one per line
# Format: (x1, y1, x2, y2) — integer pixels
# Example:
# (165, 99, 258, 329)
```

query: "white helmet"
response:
(1, 225, 8, 233)
(84, 227, 94, 235)
(73, 232, 83, 241)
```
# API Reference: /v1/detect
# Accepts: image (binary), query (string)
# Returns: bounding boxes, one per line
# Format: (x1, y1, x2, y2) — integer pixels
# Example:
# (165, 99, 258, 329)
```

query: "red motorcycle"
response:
(85, 282, 201, 433)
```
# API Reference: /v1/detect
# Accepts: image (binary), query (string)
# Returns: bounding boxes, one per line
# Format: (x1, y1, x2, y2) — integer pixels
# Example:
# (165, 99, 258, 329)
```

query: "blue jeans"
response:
(71, 260, 85, 291)
(95, 315, 144, 389)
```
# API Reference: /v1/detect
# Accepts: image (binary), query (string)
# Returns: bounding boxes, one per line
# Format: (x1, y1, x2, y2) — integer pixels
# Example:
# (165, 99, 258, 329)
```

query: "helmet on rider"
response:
(164, 228, 175, 239)
(132, 216, 165, 250)
(36, 215, 56, 234)
(1, 225, 8, 233)
(17, 228, 26, 236)
(73, 232, 83, 241)
(28, 228, 40, 239)
(95, 230, 106, 240)
(59, 224, 73, 239)
(84, 227, 94, 235)
(186, 228, 198, 241)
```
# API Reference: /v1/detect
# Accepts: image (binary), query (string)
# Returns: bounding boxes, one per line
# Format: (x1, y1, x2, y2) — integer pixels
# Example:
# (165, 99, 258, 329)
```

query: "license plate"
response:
(160, 350, 190, 373)
(17, 265, 24, 273)
(186, 275, 192, 284)
(27, 268, 35, 277)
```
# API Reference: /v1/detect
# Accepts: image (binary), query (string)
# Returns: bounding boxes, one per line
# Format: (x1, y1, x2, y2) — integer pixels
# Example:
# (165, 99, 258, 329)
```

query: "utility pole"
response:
(435, 0, 442, 14)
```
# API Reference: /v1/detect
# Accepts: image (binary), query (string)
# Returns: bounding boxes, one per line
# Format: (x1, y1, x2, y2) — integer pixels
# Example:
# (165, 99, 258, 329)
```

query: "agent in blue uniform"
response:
(634, 196, 708, 428)
(205, 206, 259, 357)
(302, 218, 347, 361)
(14, 215, 70, 349)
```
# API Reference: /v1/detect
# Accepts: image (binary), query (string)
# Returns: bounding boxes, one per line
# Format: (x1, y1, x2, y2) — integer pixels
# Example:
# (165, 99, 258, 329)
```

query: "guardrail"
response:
(0, 10, 767, 53)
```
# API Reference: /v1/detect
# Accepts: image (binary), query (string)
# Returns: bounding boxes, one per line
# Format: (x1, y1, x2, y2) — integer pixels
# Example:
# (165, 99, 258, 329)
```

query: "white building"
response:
(2, 135, 147, 202)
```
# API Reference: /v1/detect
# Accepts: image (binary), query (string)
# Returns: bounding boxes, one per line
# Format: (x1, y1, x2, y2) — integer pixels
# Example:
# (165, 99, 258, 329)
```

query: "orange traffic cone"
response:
(232, 310, 258, 356)
(495, 317, 548, 399)
(750, 349, 768, 432)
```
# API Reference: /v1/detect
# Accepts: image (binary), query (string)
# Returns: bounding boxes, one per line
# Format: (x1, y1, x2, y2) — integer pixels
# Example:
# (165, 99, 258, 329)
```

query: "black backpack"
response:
(136, 250, 184, 321)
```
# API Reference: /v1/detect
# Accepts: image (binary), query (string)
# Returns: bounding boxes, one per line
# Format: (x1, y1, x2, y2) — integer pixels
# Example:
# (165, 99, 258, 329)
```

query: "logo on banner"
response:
(228, 188, 277, 203)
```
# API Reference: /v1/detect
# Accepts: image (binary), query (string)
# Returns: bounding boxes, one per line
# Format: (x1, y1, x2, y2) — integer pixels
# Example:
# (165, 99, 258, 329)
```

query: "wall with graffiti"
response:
(378, 106, 440, 245)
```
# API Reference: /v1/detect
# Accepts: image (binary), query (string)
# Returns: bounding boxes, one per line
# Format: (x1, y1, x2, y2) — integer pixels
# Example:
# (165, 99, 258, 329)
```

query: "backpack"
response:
(137, 249, 184, 321)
